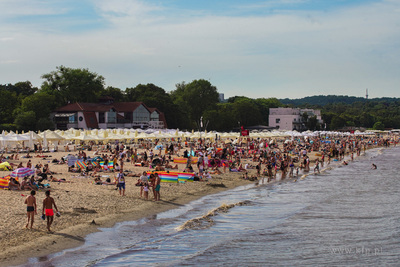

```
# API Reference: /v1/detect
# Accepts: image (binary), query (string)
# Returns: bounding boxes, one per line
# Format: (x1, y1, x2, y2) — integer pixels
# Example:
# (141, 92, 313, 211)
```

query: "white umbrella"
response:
(28, 131, 34, 150)
(0, 131, 5, 149)
(43, 131, 48, 150)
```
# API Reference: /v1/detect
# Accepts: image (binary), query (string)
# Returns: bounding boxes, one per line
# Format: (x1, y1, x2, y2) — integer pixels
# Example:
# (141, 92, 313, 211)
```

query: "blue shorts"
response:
(155, 184, 160, 191)
(117, 183, 125, 190)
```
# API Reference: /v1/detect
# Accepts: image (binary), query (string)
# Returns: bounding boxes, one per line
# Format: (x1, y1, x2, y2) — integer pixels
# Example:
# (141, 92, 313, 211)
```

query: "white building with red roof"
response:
(53, 99, 167, 130)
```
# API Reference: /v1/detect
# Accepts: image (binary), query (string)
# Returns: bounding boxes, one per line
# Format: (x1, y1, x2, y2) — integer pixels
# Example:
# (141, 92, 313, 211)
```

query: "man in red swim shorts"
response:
(42, 190, 59, 232)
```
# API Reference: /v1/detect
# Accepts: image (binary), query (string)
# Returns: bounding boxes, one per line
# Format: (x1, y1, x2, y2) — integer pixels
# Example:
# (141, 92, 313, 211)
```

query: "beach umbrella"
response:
(28, 131, 34, 150)
(43, 131, 48, 150)
(2, 134, 29, 142)
(11, 167, 34, 178)
(152, 158, 162, 166)
(0, 131, 5, 149)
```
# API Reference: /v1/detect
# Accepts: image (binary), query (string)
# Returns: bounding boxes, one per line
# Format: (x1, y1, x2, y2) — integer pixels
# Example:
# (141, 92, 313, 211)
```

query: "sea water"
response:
(25, 146, 400, 266)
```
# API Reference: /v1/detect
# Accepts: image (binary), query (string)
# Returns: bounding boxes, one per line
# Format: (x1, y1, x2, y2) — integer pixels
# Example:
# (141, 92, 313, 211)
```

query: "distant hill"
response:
(280, 95, 400, 106)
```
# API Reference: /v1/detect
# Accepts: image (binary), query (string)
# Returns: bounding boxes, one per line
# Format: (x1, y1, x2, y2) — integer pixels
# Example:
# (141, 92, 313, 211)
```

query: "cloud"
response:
(0, 0, 67, 17)
(0, 0, 399, 99)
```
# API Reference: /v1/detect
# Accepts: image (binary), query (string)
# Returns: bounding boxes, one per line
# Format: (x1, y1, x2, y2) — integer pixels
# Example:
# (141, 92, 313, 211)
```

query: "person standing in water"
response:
(314, 158, 320, 174)
(154, 173, 161, 201)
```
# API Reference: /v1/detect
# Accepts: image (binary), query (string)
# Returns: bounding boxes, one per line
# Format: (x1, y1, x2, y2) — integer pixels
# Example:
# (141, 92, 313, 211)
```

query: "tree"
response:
(0, 88, 18, 124)
(170, 79, 219, 128)
(254, 98, 282, 125)
(40, 66, 105, 105)
(373, 121, 385, 130)
(13, 81, 38, 96)
(101, 86, 126, 102)
(330, 115, 346, 130)
(14, 111, 36, 131)
(20, 92, 56, 121)
(306, 115, 320, 130)
(125, 83, 183, 129)
(232, 98, 262, 126)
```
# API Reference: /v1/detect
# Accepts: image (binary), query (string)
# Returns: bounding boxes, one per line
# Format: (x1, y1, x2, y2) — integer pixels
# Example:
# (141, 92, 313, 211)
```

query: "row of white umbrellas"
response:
(0, 128, 381, 150)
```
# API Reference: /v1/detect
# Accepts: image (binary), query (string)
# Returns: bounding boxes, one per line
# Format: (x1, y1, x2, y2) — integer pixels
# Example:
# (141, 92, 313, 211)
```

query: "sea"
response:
(23, 146, 400, 266)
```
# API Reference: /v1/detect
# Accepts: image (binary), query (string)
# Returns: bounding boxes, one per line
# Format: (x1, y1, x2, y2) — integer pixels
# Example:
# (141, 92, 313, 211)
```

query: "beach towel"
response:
(173, 157, 199, 164)
(0, 175, 10, 190)
(0, 162, 12, 171)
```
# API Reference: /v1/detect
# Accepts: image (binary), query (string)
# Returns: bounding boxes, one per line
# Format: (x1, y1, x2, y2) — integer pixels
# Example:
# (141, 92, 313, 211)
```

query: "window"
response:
(68, 114, 77, 123)
(125, 112, 132, 122)
(99, 112, 105, 123)
(276, 118, 280, 123)
(108, 109, 116, 123)
(133, 105, 149, 122)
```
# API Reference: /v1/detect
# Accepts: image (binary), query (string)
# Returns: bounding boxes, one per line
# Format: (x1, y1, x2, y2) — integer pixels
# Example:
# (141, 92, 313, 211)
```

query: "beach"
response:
(0, 134, 394, 266)
(0, 149, 253, 266)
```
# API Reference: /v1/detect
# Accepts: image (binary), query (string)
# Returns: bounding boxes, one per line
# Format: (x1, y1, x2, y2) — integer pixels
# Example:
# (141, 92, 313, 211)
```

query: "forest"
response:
(1, 66, 399, 132)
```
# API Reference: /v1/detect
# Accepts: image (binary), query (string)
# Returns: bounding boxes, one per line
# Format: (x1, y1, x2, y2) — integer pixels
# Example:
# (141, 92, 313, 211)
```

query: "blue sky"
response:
(1, 0, 399, 99)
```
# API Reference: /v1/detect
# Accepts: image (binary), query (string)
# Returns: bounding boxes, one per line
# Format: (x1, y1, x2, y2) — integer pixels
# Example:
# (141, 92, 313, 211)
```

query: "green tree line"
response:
(1, 66, 399, 131)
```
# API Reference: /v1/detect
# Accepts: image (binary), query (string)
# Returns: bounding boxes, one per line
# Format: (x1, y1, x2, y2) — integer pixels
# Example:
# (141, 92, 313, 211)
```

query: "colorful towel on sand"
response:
(146, 171, 195, 183)
(0, 175, 11, 190)
(173, 157, 199, 164)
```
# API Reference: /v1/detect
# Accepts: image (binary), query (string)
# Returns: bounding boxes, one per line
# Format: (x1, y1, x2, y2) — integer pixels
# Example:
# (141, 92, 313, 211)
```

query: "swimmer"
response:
(372, 163, 377, 169)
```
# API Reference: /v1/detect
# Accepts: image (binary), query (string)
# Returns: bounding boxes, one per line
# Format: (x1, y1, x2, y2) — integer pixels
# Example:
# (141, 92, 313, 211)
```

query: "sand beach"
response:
(0, 133, 394, 266)
(0, 149, 253, 266)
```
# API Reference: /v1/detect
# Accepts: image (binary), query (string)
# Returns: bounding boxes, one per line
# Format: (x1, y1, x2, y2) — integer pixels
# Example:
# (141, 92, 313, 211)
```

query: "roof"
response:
(148, 107, 160, 114)
(55, 102, 147, 113)
(83, 112, 98, 129)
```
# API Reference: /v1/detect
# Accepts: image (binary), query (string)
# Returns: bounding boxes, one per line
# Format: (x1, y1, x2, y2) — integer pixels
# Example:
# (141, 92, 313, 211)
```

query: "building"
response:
(53, 99, 167, 130)
(269, 107, 323, 131)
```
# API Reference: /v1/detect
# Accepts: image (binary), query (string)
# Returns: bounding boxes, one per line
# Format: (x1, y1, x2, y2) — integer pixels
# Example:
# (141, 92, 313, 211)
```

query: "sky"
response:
(1, 0, 399, 99)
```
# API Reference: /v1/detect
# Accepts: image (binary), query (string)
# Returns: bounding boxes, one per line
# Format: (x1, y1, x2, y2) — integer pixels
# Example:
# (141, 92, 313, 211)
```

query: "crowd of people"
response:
(1, 132, 398, 234)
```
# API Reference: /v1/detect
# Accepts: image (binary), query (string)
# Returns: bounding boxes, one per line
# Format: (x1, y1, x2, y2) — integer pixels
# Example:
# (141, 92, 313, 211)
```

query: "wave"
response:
(176, 200, 252, 231)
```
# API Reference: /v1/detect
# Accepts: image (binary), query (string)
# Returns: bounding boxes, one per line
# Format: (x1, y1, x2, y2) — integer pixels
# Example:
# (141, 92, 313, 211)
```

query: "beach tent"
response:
(39, 131, 64, 141)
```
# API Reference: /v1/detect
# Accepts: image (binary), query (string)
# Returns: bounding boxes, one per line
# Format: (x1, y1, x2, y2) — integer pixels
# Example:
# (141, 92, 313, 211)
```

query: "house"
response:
(53, 99, 167, 130)
(269, 107, 323, 131)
